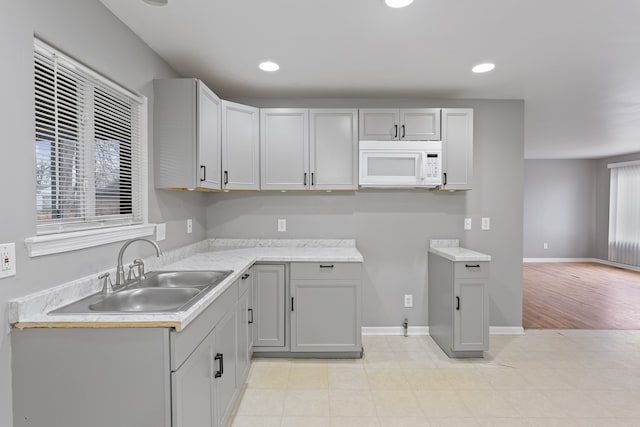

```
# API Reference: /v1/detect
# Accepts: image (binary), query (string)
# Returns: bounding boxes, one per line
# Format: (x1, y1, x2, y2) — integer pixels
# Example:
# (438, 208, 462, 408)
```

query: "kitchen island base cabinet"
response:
(12, 280, 243, 427)
(428, 252, 489, 358)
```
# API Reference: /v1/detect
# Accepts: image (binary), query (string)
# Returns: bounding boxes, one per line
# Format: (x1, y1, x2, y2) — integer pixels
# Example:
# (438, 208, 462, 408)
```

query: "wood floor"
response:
(523, 262, 640, 329)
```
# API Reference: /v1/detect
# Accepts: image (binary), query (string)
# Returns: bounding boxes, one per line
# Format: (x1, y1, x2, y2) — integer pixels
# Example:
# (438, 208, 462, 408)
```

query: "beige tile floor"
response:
(231, 330, 640, 427)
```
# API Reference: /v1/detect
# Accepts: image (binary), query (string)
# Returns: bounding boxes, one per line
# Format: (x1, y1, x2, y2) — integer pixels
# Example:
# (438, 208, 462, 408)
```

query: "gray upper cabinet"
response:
(359, 108, 441, 141)
(441, 108, 473, 190)
(358, 109, 399, 140)
(260, 109, 309, 190)
(222, 101, 260, 190)
(309, 109, 358, 190)
(154, 78, 222, 190)
(253, 264, 286, 348)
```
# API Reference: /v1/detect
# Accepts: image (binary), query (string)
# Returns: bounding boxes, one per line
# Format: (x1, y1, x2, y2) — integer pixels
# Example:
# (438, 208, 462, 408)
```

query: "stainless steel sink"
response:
(140, 270, 232, 289)
(89, 288, 201, 312)
(49, 270, 233, 315)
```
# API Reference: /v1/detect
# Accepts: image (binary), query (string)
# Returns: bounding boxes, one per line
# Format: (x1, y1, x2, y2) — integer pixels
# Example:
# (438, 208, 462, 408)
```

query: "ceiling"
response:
(100, 0, 640, 159)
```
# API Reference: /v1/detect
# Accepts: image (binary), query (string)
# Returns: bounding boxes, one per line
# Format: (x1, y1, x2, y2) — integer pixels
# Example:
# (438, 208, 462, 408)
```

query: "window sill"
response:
(25, 224, 157, 257)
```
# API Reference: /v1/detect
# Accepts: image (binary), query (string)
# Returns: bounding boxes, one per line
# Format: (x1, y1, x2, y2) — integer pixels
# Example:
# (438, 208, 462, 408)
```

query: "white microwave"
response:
(359, 140, 442, 188)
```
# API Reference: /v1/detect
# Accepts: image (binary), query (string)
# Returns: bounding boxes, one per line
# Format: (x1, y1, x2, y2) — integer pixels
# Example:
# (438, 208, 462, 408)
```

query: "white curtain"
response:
(609, 162, 640, 266)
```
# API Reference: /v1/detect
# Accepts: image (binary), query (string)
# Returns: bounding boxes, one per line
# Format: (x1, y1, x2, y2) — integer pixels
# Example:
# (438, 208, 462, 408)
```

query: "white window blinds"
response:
(608, 161, 640, 267)
(34, 40, 145, 234)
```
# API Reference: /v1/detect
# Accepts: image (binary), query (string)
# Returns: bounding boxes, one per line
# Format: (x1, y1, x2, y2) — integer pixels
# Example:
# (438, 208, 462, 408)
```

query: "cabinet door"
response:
(453, 279, 489, 351)
(253, 264, 286, 347)
(309, 109, 358, 190)
(236, 288, 251, 387)
(400, 108, 441, 140)
(172, 329, 215, 427)
(197, 81, 222, 190)
(214, 308, 237, 427)
(359, 109, 400, 140)
(222, 101, 260, 190)
(441, 109, 473, 190)
(290, 279, 361, 352)
(260, 109, 309, 190)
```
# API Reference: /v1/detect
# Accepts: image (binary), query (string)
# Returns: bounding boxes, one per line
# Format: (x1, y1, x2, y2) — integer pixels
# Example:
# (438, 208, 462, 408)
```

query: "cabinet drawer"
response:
(170, 279, 238, 371)
(454, 262, 489, 279)
(291, 262, 362, 280)
(238, 268, 252, 297)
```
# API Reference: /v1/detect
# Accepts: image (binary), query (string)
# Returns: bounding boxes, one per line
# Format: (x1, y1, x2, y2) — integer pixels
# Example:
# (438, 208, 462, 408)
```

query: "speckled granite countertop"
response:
(8, 239, 363, 331)
(429, 239, 491, 262)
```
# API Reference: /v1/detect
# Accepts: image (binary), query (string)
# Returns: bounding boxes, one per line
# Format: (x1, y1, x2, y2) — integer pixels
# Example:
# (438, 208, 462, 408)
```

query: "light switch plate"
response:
(464, 218, 472, 230)
(155, 223, 166, 241)
(0, 242, 16, 278)
(481, 217, 491, 230)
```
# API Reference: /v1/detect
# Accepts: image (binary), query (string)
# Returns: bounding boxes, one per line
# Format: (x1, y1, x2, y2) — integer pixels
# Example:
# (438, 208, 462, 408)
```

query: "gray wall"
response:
(0, 2, 208, 425)
(207, 98, 525, 330)
(593, 152, 640, 260)
(523, 160, 596, 258)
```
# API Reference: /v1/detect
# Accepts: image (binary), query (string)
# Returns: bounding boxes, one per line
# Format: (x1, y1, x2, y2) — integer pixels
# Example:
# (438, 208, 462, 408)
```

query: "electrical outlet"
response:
(278, 219, 286, 232)
(481, 217, 491, 230)
(543, 242, 549, 249)
(464, 218, 472, 230)
(0, 243, 16, 279)
(187, 219, 193, 234)
(404, 294, 413, 308)
(155, 223, 166, 241)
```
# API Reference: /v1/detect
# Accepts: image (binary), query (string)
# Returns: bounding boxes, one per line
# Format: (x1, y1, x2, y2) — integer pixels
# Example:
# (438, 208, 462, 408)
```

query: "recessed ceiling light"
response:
(472, 63, 495, 73)
(141, 0, 168, 6)
(385, 0, 414, 8)
(259, 61, 280, 72)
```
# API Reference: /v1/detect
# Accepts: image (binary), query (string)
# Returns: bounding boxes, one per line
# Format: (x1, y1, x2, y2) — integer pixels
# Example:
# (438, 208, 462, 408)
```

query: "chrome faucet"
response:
(115, 238, 162, 287)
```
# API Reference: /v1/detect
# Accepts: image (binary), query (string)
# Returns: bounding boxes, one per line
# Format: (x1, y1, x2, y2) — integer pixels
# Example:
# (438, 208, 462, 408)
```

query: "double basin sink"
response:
(50, 270, 233, 315)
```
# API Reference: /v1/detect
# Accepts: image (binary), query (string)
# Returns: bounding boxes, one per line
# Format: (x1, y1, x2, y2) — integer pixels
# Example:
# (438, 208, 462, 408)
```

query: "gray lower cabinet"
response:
(252, 264, 286, 349)
(290, 262, 362, 352)
(12, 280, 243, 427)
(428, 252, 489, 358)
(236, 268, 253, 387)
(172, 328, 216, 427)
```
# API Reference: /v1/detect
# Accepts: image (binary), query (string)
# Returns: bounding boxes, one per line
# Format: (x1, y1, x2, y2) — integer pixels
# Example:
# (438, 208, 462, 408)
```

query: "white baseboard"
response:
(523, 257, 640, 273)
(362, 326, 525, 336)
(362, 326, 429, 336)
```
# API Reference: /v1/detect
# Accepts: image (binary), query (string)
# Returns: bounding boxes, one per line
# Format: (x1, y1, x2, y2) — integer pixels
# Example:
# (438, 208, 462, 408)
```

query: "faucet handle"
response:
(98, 272, 114, 294)
(132, 259, 145, 280)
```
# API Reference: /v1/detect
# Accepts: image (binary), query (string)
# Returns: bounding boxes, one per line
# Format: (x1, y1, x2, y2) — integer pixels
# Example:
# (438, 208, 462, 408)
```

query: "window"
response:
(34, 39, 145, 235)
(608, 161, 640, 267)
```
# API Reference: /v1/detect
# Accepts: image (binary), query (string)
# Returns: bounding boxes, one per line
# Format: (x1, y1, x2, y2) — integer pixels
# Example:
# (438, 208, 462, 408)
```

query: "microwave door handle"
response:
(419, 153, 426, 181)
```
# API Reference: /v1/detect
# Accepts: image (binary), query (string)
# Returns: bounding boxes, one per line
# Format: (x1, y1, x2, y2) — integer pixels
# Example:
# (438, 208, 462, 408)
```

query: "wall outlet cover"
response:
(187, 219, 193, 234)
(464, 218, 472, 230)
(481, 217, 491, 230)
(404, 294, 413, 308)
(0, 242, 16, 278)
(278, 218, 286, 232)
(155, 223, 166, 241)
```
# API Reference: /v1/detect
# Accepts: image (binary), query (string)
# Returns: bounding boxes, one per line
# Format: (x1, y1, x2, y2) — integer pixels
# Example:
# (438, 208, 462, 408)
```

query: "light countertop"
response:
(429, 239, 491, 262)
(9, 239, 363, 331)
